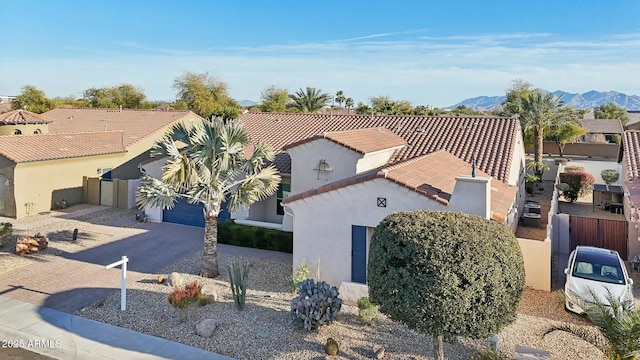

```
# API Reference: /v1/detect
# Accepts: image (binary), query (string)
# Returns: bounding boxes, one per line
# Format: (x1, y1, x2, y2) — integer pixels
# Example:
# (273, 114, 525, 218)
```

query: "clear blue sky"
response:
(2, 0, 639, 107)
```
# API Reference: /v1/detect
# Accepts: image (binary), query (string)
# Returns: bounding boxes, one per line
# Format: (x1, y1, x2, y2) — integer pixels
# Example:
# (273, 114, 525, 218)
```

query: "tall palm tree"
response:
(288, 87, 331, 113)
(544, 290, 640, 360)
(335, 90, 346, 108)
(136, 117, 281, 277)
(345, 98, 354, 114)
(519, 91, 576, 177)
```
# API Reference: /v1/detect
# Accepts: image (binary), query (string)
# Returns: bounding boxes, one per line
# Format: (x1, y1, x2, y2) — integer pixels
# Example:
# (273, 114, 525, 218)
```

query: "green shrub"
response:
(368, 211, 525, 358)
(601, 169, 620, 185)
(560, 171, 595, 202)
(357, 296, 373, 310)
(291, 279, 342, 331)
(357, 296, 379, 325)
(228, 259, 250, 311)
(471, 348, 504, 360)
(288, 261, 310, 294)
(217, 220, 292, 253)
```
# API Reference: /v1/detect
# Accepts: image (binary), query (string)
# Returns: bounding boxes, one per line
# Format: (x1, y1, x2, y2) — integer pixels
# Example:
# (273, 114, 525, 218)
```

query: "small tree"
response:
(559, 170, 595, 202)
(601, 169, 620, 185)
(368, 211, 525, 360)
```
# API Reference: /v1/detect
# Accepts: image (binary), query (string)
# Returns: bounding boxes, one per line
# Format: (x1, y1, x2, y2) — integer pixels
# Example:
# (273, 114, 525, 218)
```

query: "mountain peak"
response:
(449, 90, 640, 111)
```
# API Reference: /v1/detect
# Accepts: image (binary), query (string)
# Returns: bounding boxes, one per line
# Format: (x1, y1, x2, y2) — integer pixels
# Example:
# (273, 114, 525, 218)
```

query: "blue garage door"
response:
(163, 198, 230, 227)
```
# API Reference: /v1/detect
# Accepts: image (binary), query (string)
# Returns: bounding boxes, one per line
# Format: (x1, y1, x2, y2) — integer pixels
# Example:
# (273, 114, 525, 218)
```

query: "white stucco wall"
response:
(449, 176, 491, 219)
(140, 157, 167, 179)
(287, 138, 362, 195)
(286, 178, 448, 287)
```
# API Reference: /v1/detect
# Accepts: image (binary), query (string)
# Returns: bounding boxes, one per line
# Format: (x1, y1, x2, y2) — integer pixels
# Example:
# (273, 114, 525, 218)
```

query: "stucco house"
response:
(0, 108, 203, 218)
(140, 113, 527, 293)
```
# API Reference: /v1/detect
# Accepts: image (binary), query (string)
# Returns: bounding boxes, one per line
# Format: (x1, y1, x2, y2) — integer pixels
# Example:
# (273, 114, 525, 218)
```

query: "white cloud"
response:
(1, 32, 639, 107)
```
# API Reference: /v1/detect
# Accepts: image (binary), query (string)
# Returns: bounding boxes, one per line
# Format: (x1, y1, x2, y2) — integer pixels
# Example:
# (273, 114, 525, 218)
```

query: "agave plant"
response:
(544, 288, 640, 360)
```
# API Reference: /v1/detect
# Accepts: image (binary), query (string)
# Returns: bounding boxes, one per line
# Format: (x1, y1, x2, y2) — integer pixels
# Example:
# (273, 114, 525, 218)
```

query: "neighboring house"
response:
(0, 108, 203, 218)
(619, 130, 640, 260)
(625, 111, 640, 130)
(579, 118, 623, 144)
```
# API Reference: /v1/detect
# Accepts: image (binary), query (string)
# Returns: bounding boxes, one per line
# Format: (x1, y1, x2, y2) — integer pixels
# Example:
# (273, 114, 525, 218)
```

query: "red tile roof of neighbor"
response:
(238, 112, 521, 182)
(0, 131, 127, 163)
(283, 150, 518, 222)
(283, 127, 406, 154)
(44, 108, 199, 147)
(623, 130, 640, 181)
(0, 109, 54, 124)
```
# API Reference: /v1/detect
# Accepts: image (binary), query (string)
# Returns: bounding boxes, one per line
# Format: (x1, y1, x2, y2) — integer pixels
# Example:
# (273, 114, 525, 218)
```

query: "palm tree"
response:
(136, 118, 281, 277)
(345, 98, 354, 114)
(335, 90, 346, 108)
(544, 290, 640, 360)
(519, 91, 576, 177)
(288, 87, 331, 113)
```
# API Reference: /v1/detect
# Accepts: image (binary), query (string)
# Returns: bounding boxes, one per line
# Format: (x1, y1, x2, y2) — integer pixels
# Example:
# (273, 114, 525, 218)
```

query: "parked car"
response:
(564, 246, 635, 314)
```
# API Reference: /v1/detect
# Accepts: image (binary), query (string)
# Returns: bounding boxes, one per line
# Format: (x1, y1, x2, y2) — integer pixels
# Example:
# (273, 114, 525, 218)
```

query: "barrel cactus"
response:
(324, 337, 339, 356)
(291, 279, 342, 331)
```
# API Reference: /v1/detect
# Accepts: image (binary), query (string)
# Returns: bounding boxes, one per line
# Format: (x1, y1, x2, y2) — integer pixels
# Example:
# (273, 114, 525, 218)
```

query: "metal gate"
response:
(569, 216, 628, 259)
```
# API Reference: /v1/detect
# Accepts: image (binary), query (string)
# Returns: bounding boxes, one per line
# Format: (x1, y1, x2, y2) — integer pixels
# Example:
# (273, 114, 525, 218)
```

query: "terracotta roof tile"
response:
(623, 130, 640, 181)
(44, 108, 199, 147)
(0, 109, 54, 124)
(283, 127, 406, 154)
(284, 150, 517, 222)
(0, 131, 127, 163)
(239, 113, 520, 181)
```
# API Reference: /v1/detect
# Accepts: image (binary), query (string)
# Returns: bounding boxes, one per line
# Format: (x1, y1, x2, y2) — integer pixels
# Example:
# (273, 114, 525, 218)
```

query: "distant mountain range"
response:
(237, 100, 259, 107)
(448, 91, 640, 111)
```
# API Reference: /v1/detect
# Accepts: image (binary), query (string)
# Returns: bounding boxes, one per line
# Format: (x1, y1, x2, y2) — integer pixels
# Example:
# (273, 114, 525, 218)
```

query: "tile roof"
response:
(622, 130, 640, 181)
(283, 150, 517, 222)
(0, 131, 127, 163)
(579, 118, 623, 134)
(239, 112, 520, 181)
(44, 108, 199, 147)
(0, 109, 54, 124)
(283, 127, 406, 154)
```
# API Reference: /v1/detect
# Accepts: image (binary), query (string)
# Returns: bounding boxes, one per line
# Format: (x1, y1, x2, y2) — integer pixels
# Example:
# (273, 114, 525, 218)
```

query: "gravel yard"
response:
(0, 204, 630, 359)
(75, 251, 606, 360)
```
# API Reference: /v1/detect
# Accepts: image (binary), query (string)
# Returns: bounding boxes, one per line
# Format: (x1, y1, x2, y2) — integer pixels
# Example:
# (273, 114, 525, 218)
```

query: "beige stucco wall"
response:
(0, 123, 49, 136)
(12, 153, 126, 218)
(286, 178, 447, 287)
(287, 138, 362, 195)
(355, 148, 399, 174)
(517, 238, 551, 291)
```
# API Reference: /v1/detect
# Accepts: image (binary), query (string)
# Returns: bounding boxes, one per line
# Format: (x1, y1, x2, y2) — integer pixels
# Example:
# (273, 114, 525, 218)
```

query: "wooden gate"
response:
(569, 216, 628, 259)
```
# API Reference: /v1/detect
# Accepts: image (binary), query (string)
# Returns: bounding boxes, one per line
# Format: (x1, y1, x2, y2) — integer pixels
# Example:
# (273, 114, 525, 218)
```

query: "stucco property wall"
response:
(518, 237, 551, 291)
(286, 178, 446, 287)
(287, 138, 362, 194)
(12, 153, 125, 218)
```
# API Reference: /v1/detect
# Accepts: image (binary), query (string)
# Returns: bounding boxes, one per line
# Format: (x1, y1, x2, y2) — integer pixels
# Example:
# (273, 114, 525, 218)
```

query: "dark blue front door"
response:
(351, 225, 367, 284)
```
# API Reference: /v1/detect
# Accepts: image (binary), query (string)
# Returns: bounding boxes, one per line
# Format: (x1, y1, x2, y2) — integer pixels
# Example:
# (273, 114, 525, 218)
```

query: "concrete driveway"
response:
(0, 221, 205, 312)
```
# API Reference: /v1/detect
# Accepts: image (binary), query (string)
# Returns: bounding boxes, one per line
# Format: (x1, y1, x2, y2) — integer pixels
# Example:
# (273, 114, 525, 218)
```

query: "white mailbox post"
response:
(106, 256, 129, 311)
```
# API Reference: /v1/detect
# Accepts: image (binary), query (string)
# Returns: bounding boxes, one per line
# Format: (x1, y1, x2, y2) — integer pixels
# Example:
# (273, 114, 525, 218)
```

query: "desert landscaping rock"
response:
(201, 285, 218, 303)
(195, 319, 218, 337)
(373, 344, 385, 359)
(168, 272, 184, 287)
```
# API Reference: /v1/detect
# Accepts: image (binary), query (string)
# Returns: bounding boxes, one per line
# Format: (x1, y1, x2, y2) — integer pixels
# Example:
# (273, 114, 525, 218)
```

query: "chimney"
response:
(450, 175, 492, 219)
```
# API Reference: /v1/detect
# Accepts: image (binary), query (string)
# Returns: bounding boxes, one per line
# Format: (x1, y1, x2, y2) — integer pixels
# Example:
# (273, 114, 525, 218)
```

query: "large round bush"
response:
(368, 211, 525, 342)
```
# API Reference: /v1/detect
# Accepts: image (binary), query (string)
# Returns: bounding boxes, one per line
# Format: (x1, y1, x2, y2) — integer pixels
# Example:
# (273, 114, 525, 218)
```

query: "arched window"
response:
(12, 129, 22, 135)
(33, 129, 41, 134)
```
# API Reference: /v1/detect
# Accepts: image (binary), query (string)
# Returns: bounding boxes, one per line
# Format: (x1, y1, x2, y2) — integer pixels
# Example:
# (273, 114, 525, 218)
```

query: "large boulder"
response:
(168, 272, 184, 287)
(201, 286, 218, 303)
(195, 319, 218, 338)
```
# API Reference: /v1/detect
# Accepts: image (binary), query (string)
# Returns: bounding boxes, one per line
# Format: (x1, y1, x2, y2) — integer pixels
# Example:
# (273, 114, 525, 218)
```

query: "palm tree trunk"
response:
(201, 216, 220, 278)
(434, 335, 445, 360)
(535, 128, 544, 177)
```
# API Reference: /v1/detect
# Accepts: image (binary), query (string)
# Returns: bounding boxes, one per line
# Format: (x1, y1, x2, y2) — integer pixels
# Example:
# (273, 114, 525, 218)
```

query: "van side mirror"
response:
(629, 278, 634, 285)
(564, 268, 569, 275)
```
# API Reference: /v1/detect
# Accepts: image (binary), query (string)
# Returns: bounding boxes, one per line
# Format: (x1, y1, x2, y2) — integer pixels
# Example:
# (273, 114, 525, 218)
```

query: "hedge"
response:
(217, 220, 293, 253)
